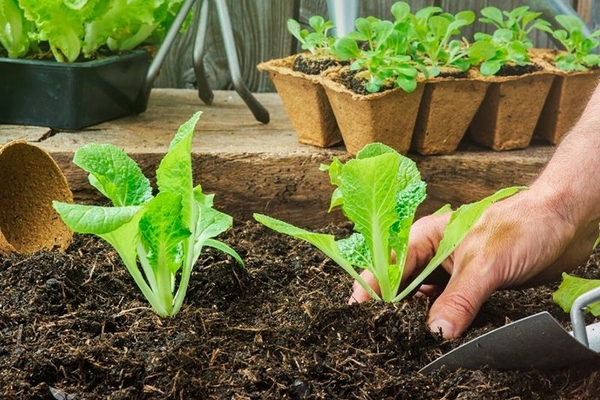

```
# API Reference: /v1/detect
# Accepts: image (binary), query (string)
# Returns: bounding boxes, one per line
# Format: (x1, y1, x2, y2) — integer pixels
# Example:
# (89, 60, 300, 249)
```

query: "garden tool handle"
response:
(145, 0, 197, 91)
(570, 286, 600, 348)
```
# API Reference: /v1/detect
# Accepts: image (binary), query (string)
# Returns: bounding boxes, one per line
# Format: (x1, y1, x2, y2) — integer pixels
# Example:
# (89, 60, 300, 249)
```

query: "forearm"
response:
(531, 83, 600, 229)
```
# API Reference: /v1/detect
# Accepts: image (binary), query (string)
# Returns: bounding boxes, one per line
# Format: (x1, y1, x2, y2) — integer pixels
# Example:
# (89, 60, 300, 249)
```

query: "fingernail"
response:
(429, 319, 455, 338)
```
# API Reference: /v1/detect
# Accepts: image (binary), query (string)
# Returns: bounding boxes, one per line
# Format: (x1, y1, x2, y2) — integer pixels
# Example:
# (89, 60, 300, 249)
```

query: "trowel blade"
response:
(420, 311, 600, 373)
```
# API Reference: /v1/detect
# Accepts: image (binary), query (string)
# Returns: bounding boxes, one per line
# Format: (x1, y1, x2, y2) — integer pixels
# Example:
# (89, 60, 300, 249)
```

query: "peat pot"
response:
(411, 70, 490, 155)
(258, 55, 342, 148)
(0, 50, 150, 130)
(0, 140, 72, 253)
(320, 67, 424, 155)
(469, 68, 554, 151)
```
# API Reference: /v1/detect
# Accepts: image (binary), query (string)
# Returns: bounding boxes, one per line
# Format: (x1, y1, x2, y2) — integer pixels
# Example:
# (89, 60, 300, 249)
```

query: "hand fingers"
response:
(348, 212, 451, 305)
(427, 263, 497, 339)
(404, 212, 452, 278)
(349, 270, 380, 304)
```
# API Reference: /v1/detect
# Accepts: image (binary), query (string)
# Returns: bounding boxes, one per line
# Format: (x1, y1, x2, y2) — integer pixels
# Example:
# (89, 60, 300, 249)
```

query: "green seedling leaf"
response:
(255, 142, 525, 303)
(54, 112, 242, 317)
(287, 14, 336, 57)
(74, 144, 153, 207)
(407, 7, 474, 74)
(554, 273, 600, 316)
(471, 5, 548, 74)
(539, 13, 600, 70)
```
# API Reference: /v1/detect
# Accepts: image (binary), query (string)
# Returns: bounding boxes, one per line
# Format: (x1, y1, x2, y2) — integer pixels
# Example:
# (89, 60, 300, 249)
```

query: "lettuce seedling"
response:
(478, 6, 549, 47)
(254, 143, 524, 302)
(53, 112, 242, 317)
(537, 15, 600, 71)
(469, 6, 550, 76)
(408, 6, 475, 76)
(334, 13, 422, 93)
(287, 15, 336, 57)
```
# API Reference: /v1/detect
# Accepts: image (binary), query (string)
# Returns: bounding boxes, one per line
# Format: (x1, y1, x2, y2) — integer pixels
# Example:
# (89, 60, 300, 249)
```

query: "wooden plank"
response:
(0, 89, 555, 229)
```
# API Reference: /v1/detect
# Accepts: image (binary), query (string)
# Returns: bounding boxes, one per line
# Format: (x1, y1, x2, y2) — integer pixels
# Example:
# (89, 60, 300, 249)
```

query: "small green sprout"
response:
(537, 14, 600, 71)
(287, 15, 336, 57)
(470, 6, 550, 76)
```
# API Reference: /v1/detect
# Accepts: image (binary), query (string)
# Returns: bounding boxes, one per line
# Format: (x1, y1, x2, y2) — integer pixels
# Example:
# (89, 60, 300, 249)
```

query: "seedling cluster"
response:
(286, 2, 600, 93)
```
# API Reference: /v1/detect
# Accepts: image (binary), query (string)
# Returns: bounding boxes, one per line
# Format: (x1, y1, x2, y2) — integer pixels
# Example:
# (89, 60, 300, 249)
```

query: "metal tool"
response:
(142, 0, 270, 124)
(420, 286, 600, 372)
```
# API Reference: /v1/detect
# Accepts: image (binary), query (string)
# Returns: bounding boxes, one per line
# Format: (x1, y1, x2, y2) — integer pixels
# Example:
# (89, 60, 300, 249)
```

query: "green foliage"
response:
(0, 0, 190, 62)
(254, 142, 524, 302)
(537, 14, 600, 71)
(334, 5, 422, 94)
(0, 0, 32, 58)
(553, 228, 600, 316)
(408, 7, 475, 76)
(554, 273, 600, 316)
(469, 6, 549, 76)
(478, 6, 549, 47)
(53, 113, 243, 317)
(287, 15, 336, 57)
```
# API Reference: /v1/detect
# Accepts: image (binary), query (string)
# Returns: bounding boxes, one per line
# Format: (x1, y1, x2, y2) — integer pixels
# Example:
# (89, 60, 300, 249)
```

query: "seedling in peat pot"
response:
(287, 15, 336, 57)
(469, 6, 550, 76)
(407, 6, 475, 76)
(537, 14, 600, 71)
(53, 112, 243, 317)
(255, 143, 524, 302)
(334, 14, 421, 94)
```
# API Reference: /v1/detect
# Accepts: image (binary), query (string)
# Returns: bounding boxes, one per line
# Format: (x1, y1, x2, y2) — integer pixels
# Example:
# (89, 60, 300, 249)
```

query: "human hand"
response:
(349, 183, 600, 339)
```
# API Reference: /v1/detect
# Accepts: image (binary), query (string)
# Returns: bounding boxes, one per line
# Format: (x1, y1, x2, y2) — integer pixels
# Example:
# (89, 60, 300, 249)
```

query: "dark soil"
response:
(337, 69, 396, 96)
(494, 62, 542, 77)
(1, 221, 599, 399)
(292, 54, 343, 75)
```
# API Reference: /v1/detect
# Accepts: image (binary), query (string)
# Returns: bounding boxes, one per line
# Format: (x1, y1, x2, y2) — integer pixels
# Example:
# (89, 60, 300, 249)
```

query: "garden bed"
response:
(1, 221, 599, 399)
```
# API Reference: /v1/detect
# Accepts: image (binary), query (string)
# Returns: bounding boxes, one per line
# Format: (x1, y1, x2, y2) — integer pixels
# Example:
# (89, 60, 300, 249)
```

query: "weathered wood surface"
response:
(154, 0, 578, 91)
(0, 89, 555, 229)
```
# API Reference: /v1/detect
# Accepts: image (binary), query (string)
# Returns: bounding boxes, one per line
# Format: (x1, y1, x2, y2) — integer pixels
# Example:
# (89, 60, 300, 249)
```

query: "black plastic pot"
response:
(0, 50, 151, 130)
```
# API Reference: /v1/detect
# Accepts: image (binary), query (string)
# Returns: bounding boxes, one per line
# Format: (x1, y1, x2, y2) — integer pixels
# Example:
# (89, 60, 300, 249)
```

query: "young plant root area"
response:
(1, 222, 599, 399)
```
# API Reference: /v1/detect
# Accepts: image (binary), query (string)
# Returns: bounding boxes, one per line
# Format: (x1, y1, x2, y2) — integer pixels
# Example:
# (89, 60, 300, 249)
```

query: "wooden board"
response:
(0, 89, 555, 229)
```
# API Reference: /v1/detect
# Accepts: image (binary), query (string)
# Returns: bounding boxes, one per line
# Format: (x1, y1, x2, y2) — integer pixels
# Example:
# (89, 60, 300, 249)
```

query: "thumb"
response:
(427, 269, 496, 339)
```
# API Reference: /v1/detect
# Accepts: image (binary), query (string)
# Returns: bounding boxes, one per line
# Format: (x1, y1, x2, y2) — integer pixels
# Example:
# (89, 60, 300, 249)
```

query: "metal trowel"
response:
(420, 286, 600, 373)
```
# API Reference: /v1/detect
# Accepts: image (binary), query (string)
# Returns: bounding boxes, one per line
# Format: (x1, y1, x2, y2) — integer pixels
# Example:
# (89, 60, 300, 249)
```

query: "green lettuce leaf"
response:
(255, 142, 525, 303)
(54, 112, 242, 317)
(554, 273, 600, 316)
(0, 0, 32, 57)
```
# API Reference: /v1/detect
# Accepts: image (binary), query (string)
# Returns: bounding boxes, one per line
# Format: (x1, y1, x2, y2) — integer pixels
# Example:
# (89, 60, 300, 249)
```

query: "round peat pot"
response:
(0, 141, 73, 253)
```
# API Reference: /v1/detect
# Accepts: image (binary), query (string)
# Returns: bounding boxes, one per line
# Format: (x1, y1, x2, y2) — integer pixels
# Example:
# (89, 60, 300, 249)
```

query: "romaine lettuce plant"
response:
(0, 0, 32, 58)
(0, 0, 189, 62)
(537, 14, 600, 71)
(254, 143, 524, 302)
(53, 112, 243, 317)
